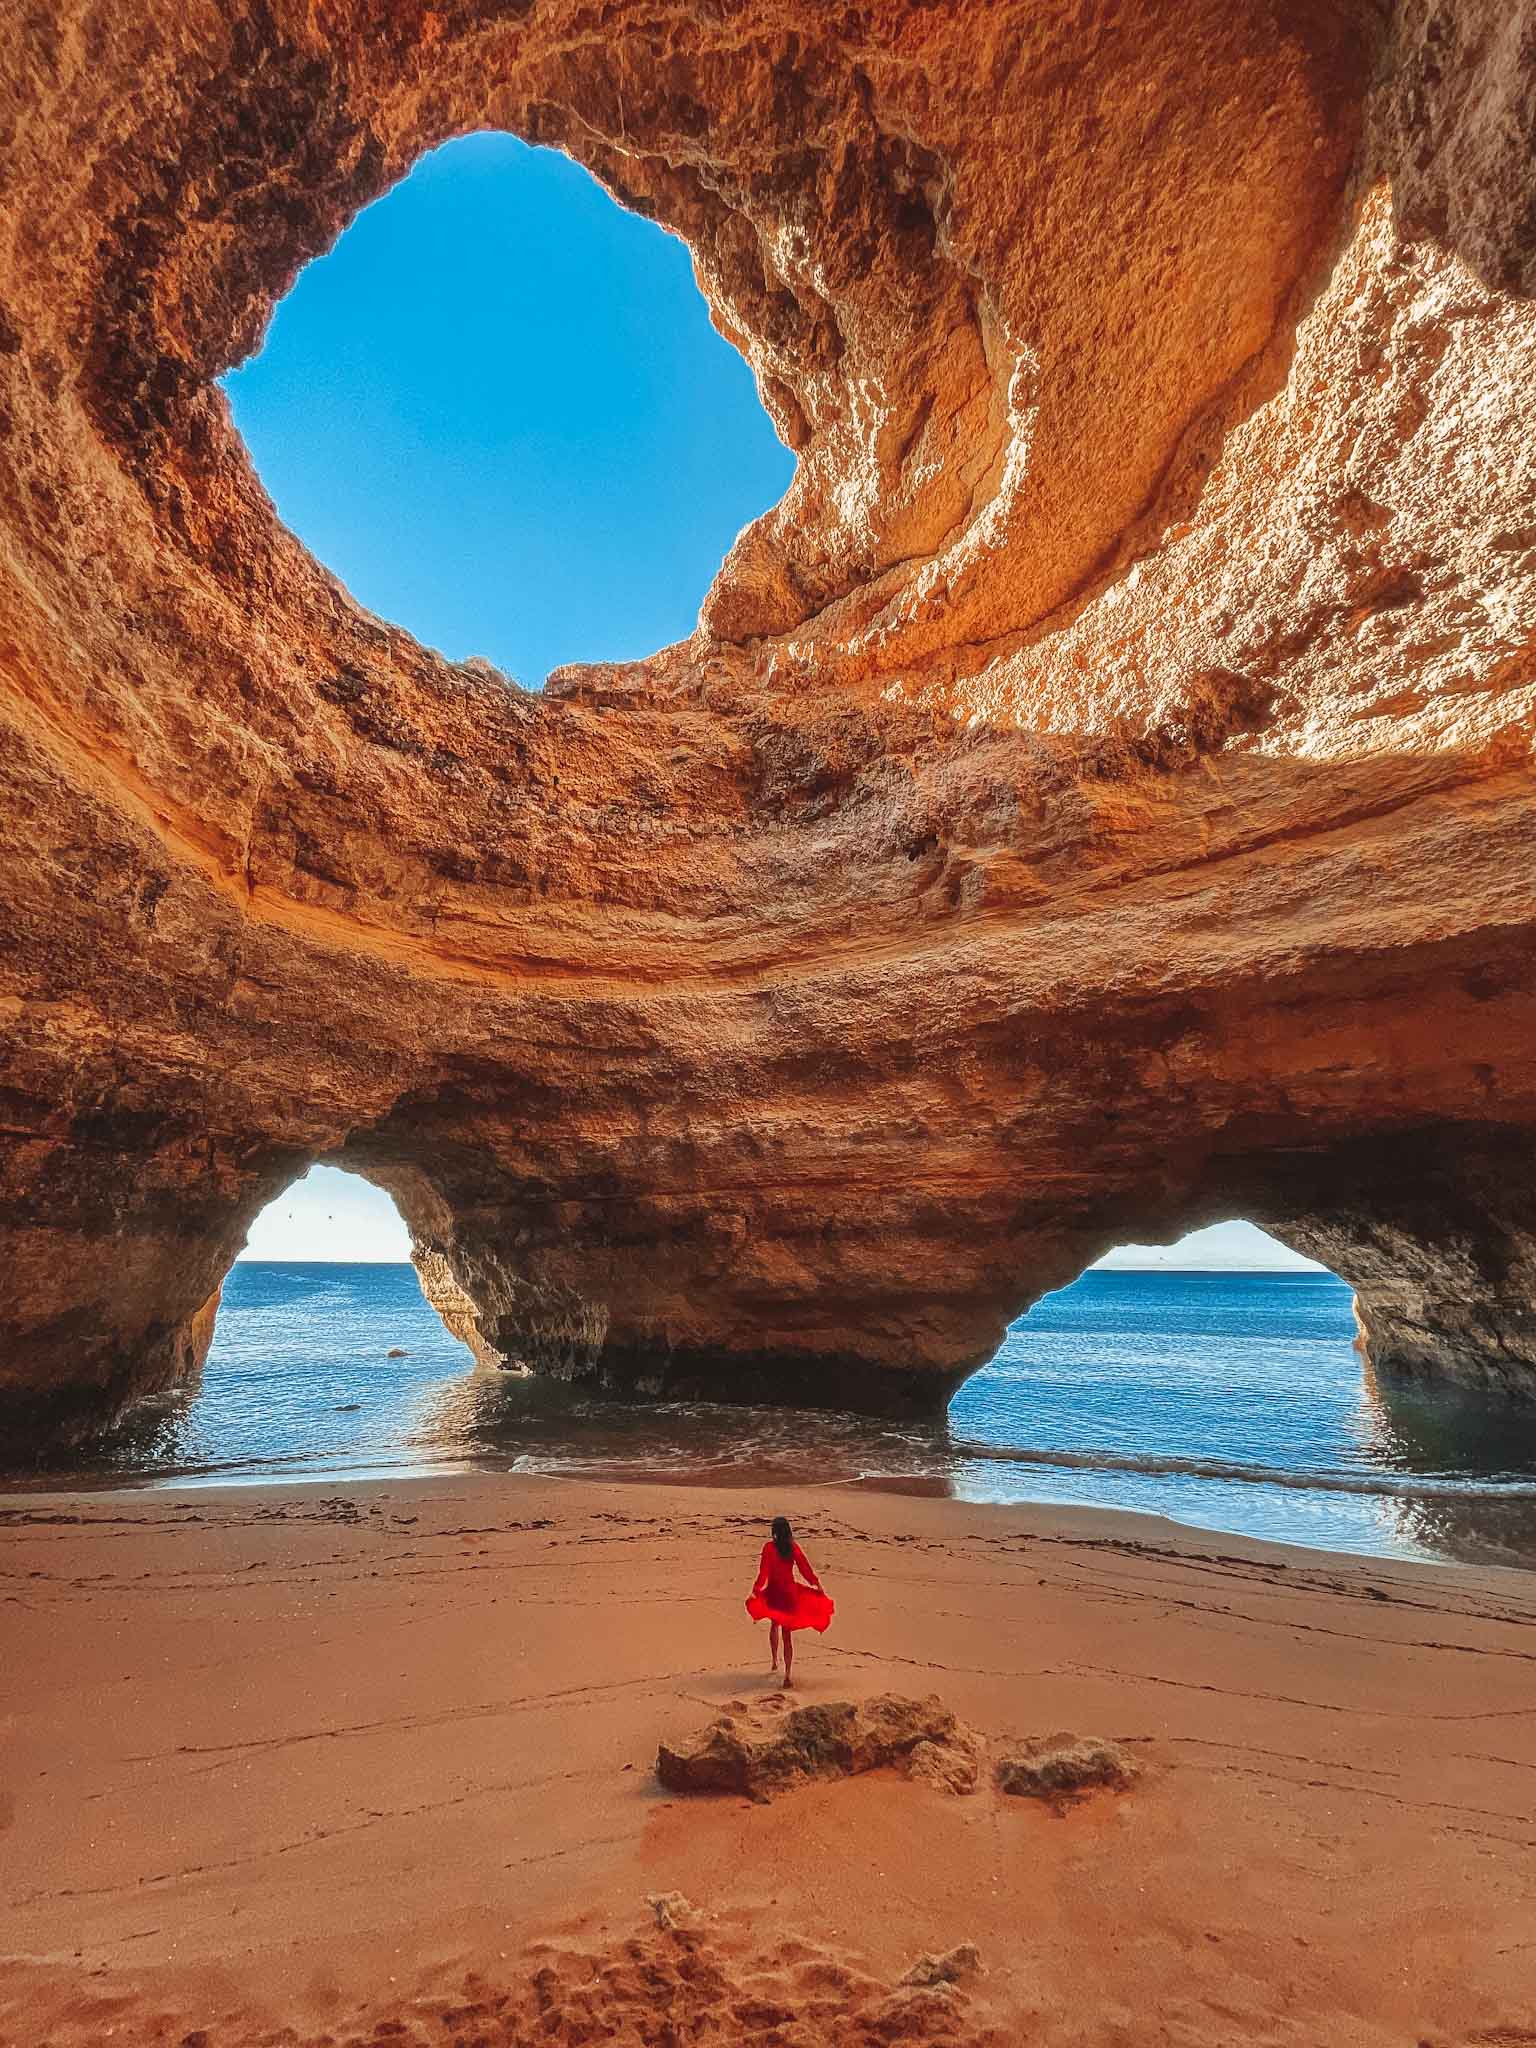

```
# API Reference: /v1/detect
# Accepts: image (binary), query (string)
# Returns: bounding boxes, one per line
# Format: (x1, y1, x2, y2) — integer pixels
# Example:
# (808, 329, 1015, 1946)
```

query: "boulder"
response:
(995, 1734, 1139, 1809)
(657, 1693, 984, 1804)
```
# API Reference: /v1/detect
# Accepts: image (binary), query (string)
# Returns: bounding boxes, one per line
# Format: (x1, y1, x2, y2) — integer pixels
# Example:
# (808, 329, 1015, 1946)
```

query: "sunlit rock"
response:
(1, 0, 1534, 1438)
(657, 1693, 984, 1802)
(995, 1734, 1139, 1808)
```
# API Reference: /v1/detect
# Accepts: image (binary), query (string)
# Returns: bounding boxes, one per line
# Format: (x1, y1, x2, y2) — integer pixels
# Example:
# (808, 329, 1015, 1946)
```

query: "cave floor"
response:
(1, 1476, 1533, 2045)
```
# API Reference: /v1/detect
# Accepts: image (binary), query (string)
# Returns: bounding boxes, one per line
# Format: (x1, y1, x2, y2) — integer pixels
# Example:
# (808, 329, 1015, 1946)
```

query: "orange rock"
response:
(0, 0, 1533, 1439)
(656, 1693, 983, 1802)
(995, 1734, 1138, 1808)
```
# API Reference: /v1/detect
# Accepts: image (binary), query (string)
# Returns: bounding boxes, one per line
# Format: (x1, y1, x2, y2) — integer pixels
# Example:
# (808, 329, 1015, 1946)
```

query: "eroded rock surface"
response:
(1, 0, 1535, 1437)
(8, 1914, 1004, 2048)
(995, 1734, 1139, 1808)
(656, 1693, 983, 1802)
(899, 1944, 985, 1990)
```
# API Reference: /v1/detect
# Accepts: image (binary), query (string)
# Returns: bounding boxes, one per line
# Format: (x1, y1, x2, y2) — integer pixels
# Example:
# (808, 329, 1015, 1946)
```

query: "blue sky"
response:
(226, 137, 1317, 1276)
(1096, 1222, 1320, 1271)
(224, 132, 793, 685)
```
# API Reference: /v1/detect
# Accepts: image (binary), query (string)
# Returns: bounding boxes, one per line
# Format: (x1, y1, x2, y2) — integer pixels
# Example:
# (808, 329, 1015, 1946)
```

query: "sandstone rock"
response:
(995, 1735, 1139, 1808)
(899, 1944, 983, 1989)
(1, 0, 1535, 1441)
(656, 1693, 983, 1803)
(866, 1983, 968, 2041)
(645, 1891, 695, 1932)
(906, 1735, 983, 1798)
(508, 1914, 996, 2048)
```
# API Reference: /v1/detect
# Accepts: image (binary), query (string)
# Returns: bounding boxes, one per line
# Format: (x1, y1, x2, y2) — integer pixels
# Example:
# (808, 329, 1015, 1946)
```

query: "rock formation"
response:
(1, 0, 1535, 1440)
(657, 1693, 984, 1801)
(995, 1734, 1139, 1808)
(21, 1910, 1003, 2047)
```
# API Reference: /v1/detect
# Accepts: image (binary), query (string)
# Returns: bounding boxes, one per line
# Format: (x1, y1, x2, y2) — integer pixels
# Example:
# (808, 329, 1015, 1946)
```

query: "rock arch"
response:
(2, 0, 1534, 1439)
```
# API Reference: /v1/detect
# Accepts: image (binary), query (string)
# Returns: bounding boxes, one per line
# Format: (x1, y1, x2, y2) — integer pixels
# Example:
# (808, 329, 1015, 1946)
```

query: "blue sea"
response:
(22, 1264, 1536, 1568)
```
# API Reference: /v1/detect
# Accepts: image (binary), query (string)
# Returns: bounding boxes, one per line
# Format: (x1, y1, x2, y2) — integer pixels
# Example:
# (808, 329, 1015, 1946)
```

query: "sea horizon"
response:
(18, 1261, 1536, 1574)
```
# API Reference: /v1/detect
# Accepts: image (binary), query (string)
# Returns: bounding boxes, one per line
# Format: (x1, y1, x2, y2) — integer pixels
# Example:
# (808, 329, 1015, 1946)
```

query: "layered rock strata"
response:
(1, 0, 1535, 1438)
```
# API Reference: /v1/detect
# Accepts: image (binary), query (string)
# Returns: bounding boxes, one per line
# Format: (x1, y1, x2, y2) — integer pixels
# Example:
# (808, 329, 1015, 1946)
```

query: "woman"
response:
(746, 1515, 833, 1687)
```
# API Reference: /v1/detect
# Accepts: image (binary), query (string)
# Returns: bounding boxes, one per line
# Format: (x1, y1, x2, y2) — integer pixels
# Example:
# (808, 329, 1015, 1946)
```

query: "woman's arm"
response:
(792, 1543, 823, 1590)
(752, 1542, 771, 1596)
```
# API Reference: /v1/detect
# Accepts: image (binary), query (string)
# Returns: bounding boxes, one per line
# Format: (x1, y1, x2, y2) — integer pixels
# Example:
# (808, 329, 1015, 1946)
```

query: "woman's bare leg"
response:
(781, 1628, 794, 1688)
(769, 1622, 780, 1672)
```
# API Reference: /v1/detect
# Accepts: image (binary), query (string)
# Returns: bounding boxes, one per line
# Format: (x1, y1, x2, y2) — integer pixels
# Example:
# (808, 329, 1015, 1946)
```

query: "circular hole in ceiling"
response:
(222, 132, 795, 687)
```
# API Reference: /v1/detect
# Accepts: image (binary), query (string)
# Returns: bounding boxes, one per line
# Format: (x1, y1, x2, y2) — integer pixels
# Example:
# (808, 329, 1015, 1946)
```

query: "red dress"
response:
(746, 1540, 834, 1633)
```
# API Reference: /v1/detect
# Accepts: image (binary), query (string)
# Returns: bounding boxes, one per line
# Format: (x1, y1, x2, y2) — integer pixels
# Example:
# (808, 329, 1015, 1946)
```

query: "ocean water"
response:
(16, 1263, 1536, 1569)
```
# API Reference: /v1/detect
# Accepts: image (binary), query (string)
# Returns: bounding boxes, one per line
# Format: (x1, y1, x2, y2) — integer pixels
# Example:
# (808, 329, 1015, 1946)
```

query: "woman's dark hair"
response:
(771, 1516, 793, 1560)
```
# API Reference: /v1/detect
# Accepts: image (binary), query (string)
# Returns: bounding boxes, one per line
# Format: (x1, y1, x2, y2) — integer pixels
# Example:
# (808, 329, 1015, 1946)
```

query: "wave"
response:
(948, 1438, 1536, 1500)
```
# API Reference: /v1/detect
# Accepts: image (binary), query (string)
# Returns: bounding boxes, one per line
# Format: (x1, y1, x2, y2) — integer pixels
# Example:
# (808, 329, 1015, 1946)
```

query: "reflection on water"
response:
(1353, 1364, 1536, 1565)
(9, 1263, 1536, 1570)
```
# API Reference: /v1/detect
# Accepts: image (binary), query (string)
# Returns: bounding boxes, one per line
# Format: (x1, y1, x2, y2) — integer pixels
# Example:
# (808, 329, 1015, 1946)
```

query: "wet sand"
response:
(2, 1474, 1534, 2045)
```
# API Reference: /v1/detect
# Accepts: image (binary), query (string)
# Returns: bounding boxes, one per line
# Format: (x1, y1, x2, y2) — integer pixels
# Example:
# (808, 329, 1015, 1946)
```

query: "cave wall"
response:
(1, 0, 1534, 1435)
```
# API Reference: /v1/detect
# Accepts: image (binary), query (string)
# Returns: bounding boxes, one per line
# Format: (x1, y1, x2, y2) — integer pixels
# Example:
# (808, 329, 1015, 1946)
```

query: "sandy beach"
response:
(2, 1474, 1534, 2045)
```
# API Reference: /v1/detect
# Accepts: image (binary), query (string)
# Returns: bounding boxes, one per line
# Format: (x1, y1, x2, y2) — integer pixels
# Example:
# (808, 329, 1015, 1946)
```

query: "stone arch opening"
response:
(950, 1218, 1349, 1442)
(220, 133, 795, 686)
(150, 1162, 481, 1475)
(222, 1152, 502, 1374)
(198, 1155, 481, 1382)
(940, 1208, 1536, 1561)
